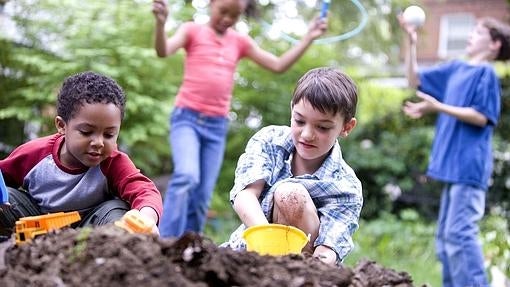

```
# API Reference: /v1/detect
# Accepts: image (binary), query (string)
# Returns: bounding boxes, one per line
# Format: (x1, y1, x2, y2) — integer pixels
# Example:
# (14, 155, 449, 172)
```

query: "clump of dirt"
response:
(0, 225, 417, 287)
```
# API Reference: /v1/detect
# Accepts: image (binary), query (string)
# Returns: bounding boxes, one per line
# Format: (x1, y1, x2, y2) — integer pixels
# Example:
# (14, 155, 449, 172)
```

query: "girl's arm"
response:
(245, 17, 328, 73)
(233, 180, 268, 227)
(152, 0, 187, 57)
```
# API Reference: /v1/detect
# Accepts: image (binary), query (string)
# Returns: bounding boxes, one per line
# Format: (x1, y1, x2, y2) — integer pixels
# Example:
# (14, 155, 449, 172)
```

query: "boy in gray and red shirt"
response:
(0, 71, 162, 236)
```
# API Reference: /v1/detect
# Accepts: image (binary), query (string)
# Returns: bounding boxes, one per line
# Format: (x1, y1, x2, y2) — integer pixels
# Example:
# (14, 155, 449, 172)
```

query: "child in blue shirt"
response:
(223, 67, 362, 265)
(399, 16, 510, 287)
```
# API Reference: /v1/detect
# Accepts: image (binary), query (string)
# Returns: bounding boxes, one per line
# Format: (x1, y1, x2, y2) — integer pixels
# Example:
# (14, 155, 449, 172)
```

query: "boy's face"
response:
(466, 22, 498, 59)
(55, 103, 121, 169)
(290, 99, 356, 164)
(209, 0, 245, 34)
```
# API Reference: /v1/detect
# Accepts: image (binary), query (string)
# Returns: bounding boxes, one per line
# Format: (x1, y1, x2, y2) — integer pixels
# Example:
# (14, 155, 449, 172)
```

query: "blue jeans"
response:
(159, 107, 228, 238)
(436, 184, 488, 287)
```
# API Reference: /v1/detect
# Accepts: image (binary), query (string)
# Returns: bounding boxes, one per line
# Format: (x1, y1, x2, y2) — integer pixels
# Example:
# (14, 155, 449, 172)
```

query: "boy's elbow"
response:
(472, 114, 489, 127)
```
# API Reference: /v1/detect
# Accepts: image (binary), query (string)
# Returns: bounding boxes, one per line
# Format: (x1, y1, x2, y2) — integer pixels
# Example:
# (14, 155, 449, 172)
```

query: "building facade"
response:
(413, 0, 510, 64)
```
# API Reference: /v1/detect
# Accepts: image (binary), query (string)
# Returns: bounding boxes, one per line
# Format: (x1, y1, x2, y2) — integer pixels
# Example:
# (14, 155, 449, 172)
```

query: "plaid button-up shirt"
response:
(222, 125, 363, 264)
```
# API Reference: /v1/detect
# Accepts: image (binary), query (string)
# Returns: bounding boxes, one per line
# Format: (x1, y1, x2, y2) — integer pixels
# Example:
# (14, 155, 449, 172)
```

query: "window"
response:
(438, 13, 476, 59)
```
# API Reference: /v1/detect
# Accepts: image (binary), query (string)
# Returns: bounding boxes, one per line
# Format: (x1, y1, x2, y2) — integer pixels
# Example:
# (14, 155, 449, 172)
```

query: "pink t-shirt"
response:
(175, 22, 253, 116)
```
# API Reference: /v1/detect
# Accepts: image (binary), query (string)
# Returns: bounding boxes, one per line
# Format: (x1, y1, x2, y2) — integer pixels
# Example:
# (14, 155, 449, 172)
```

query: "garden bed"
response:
(0, 225, 418, 286)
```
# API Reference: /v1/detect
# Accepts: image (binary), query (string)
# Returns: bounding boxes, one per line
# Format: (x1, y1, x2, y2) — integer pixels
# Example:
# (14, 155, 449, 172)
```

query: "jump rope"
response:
(261, 0, 368, 45)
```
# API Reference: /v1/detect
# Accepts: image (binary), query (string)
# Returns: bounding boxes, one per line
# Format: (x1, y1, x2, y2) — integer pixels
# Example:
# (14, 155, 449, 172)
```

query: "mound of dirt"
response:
(0, 225, 417, 287)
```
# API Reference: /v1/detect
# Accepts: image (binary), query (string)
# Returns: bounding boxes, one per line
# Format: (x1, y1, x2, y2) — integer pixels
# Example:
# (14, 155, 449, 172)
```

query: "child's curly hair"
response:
(57, 71, 126, 122)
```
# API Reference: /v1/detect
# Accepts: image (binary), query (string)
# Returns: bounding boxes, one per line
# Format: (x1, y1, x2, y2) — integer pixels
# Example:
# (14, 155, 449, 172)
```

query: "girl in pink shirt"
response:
(152, 0, 328, 237)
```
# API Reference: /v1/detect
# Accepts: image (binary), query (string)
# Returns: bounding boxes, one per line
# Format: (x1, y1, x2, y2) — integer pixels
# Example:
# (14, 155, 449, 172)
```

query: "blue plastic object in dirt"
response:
(0, 170, 8, 205)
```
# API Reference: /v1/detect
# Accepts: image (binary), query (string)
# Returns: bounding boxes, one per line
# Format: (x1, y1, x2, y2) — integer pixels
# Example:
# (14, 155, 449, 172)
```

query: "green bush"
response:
(481, 210, 510, 278)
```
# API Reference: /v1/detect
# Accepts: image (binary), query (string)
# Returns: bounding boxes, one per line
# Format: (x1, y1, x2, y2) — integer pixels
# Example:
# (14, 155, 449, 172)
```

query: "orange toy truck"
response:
(15, 211, 81, 245)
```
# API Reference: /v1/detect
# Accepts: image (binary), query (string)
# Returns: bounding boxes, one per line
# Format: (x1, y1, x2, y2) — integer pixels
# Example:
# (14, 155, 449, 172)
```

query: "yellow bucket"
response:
(242, 224, 309, 256)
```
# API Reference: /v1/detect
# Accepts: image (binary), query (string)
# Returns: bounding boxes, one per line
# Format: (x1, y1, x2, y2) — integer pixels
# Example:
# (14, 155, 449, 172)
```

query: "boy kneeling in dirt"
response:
(223, 67, 363, 265)
(0, 71, 162, 236)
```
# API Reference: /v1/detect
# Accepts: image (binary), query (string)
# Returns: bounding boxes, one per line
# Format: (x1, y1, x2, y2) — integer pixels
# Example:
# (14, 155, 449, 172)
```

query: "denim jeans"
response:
(159, 107, 228, 238)
(436, 184, 488, 287)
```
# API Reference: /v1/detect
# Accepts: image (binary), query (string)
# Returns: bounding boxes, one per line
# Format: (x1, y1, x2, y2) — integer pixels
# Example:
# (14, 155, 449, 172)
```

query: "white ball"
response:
(403, 5, 426, 27)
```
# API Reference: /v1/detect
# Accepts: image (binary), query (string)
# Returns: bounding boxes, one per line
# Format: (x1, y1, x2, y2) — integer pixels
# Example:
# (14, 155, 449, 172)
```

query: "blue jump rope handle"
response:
(0, 171, 8, 204)
(320, 0, 330, 18)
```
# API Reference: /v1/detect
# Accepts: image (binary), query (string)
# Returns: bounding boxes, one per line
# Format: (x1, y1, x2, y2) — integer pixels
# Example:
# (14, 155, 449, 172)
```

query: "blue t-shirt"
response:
(418, 60, 500, 190)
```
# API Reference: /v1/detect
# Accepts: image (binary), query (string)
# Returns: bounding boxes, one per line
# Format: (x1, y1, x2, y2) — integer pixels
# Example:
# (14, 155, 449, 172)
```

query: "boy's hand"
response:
(139, 207, 160, 236)
(313, 245, 337, 265)
(115, 208, 160, 236)
(403, 91, 438, 119)
(306, 16, 328, 40)
(152, 0, 169, 25)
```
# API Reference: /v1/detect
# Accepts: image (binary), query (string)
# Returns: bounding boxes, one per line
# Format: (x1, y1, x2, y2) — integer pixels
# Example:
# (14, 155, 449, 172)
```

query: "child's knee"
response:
(274, 182, 309, 212)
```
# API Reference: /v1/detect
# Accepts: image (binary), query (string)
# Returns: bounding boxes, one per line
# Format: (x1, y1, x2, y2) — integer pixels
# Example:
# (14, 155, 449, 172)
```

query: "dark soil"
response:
(0, 225, 418, 287)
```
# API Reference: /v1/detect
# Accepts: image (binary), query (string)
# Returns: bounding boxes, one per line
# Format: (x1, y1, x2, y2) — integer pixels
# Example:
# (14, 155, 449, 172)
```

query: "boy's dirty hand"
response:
(152, 0, 169, 24)
(313, 245, 336, 265)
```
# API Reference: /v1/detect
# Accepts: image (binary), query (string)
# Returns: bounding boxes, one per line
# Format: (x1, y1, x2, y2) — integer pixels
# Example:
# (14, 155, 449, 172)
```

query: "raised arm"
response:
(152, 0, 187, 57)
(398, 14, 420, 88)
(245, 17, 328, 73)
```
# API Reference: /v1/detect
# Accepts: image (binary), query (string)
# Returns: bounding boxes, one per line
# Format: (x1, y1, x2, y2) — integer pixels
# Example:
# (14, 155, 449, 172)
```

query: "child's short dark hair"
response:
(57, 71, 126, 122)
(291, 67, 358, 121)
(481, 17, 510, 61)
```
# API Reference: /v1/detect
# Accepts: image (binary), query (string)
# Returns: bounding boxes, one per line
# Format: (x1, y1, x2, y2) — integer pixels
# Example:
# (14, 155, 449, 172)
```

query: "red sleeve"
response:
(100, 151, 163, 222)
(0, 134, 57, 188)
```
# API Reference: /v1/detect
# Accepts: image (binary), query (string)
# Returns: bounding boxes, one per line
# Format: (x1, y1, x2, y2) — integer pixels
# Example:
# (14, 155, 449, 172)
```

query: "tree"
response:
(1, 0, 410, 176)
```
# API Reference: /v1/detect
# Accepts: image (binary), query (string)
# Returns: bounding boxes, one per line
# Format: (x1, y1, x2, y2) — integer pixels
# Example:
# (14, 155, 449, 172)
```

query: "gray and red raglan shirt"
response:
(0, 133, 162, 220)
